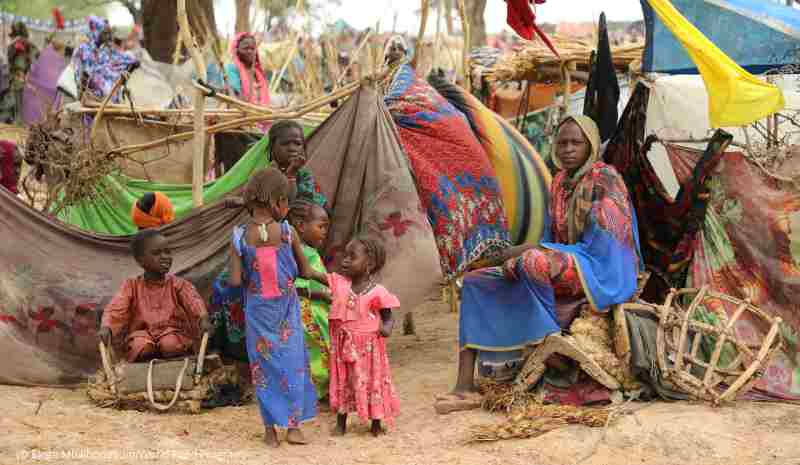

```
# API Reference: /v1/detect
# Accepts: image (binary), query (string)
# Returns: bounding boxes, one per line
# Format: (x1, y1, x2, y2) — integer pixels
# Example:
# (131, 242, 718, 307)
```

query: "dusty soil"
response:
(2, 297, 799, 465)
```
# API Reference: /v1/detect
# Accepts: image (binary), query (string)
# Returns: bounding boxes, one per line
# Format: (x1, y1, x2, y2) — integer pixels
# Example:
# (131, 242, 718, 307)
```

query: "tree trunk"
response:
(235, 0, 252, 34)
(467, 0, 487, 49)
(444, 0, 454, 36)
(142, 0, 217, 64)
(143, 0, 177, 63)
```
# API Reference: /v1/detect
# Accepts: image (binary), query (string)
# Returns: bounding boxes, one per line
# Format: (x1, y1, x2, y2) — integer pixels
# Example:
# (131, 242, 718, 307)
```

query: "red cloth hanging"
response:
(505, 0, 559, 57)
(52, 8, 65, 30)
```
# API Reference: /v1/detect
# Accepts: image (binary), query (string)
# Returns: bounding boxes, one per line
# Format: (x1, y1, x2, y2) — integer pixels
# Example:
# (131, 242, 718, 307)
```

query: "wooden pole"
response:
(178, 0, 207, 208)
(434, 0, 443, 70)
(456, 0, 471, 91)
(270, 0, 305, 94)
(413, 0, 430, 68)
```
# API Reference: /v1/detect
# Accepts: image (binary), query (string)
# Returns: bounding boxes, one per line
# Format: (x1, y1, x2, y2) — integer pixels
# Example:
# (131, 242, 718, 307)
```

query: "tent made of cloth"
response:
(0, 87, 442, 386)
(606, 77, 800, 401)
(641, 0, 800, 74)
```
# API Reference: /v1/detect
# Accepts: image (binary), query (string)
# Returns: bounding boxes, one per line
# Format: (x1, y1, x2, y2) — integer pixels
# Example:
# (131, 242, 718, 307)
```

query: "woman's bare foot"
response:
(435, 389, 480, 401)
(370, 420, 384, 437)
(332, 414, 347, 436)
(434, 390, 483, 415)
(286, 428, 308, 445)
(264, 426, 280, 448)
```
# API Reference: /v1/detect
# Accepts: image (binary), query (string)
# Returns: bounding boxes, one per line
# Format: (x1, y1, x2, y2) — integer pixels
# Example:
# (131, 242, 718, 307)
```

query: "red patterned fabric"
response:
(384, 64, 510, 278)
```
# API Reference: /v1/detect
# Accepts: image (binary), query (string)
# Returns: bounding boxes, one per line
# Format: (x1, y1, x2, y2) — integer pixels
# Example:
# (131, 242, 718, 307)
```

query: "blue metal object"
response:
(641, 0, 800, 74)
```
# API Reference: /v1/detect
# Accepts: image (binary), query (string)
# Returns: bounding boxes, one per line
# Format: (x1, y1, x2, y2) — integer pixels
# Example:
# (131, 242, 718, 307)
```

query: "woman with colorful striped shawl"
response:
(436, 115, 642, 412)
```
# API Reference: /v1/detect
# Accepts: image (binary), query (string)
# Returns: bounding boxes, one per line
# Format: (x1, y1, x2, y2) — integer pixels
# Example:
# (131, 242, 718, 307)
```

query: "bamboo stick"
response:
(456, 0, 471, 91)
(178, 0, 207, 208)
(337, 30, 373, 86)
(89, 75, 127, 150)
(434, 0, 443, 69)
(719, 318, 782, 402)
(413, 0, 430, 68)
(270, 0, 305, 94)
(674, 286, 708, 373)
(115, 83, 362, 156)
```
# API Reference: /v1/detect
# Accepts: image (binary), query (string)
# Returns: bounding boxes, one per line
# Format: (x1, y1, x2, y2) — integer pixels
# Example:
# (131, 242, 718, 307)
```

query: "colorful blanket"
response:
(384, 64, 510, 278)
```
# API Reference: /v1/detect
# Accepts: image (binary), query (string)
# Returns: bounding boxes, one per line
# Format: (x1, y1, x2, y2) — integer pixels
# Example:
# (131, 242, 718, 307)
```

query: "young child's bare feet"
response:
(370, 420, 384, 437)
(286, 428, 308, 445)
(332, 414, 347, 436)
(264, 426, 280, 448)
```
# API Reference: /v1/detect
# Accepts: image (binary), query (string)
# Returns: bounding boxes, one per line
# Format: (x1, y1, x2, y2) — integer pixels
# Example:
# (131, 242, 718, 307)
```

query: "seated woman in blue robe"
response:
(436, 115, 642, 410)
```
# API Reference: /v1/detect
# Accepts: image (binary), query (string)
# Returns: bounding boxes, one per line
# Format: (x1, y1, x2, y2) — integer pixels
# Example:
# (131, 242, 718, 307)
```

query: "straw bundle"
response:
(486, 37, 644, 83)
(469, 401, 610, 443)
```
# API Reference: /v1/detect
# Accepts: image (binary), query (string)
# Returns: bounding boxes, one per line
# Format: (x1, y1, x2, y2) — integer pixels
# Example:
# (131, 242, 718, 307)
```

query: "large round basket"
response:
(644, 286, 783, 404)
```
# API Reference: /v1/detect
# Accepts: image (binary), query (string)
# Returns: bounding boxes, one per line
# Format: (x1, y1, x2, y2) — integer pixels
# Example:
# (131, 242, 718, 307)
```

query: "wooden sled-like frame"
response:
(93, 332, 228, 412)
(513, 273, 651, 395)
(512, 280, 783, 404)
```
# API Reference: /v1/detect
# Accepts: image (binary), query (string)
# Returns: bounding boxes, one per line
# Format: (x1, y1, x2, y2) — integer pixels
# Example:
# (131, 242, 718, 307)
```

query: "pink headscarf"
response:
(230, 32, 270, 106)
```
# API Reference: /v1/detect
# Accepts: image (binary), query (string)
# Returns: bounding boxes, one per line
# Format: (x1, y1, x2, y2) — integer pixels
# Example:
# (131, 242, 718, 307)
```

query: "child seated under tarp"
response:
(98, 229, 210, 362)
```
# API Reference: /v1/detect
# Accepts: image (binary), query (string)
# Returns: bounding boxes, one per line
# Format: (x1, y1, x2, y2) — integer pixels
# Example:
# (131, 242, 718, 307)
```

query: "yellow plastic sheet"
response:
(646, 0, 784, 128)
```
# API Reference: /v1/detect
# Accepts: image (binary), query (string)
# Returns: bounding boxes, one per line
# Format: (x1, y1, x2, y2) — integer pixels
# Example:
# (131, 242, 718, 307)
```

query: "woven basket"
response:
(627, 286, 783, 404)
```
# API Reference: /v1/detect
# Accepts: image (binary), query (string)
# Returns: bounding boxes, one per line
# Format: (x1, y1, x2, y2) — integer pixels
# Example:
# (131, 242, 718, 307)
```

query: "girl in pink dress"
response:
(325, 237, 401, 437)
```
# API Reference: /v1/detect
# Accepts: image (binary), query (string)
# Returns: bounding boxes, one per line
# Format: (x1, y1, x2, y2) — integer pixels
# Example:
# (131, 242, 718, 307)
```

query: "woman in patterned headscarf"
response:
(436, 116, 642, 412)
(72, 16, 138, 102)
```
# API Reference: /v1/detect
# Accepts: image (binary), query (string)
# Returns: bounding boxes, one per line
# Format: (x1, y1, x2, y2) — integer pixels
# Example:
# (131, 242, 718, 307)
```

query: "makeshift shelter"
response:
(606, 74, 800, 400)
(641, 0, 800, 74)
(0, 88, 432, 385)
(2, 84, 549, 386)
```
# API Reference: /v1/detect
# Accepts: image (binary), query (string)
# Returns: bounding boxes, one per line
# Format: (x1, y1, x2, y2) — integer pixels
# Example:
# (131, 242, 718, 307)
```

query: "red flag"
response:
(505, 0, 559, 57)
(52, 8, 65, 30)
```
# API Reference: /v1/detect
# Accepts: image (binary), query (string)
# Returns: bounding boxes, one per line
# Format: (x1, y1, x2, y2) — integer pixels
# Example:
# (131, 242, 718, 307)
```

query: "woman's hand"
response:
(379, 309, 394, 338)
(502, 257, 520, 281)
(199, 314, 212, 333)
(379, 320, 393, 338)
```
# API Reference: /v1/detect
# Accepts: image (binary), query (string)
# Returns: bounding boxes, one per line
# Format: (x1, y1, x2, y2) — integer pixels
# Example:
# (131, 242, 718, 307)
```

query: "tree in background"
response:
(465, 0, 487, 49)
(256, 0, 341, 33)
(1, 0, 107, 19)
(416, 0, 486, 49)
(235, 0, 252, 33)
(79, 0, 142, 24)
(142, 0, 216, 63)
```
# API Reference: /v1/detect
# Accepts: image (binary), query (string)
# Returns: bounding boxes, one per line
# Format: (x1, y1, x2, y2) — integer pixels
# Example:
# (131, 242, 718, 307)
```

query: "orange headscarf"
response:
(131, 192, 175, 229)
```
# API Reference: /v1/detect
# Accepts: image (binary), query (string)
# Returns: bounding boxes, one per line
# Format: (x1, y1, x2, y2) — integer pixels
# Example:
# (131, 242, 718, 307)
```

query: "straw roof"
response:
(485, 36, 644, 82)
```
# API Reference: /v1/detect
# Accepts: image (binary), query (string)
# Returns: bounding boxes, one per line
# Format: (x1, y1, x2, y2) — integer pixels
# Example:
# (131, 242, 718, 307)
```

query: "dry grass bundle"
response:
(487, 37, 644, 83)
(23, 114, 113, 213)
(469, 402, 610, 443)
(480, 378, 538, 413)
(22, 111, 159, 213)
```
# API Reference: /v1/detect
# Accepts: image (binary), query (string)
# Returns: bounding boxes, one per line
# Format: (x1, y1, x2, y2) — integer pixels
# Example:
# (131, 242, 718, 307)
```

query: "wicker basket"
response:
(628, 286, 783, 404)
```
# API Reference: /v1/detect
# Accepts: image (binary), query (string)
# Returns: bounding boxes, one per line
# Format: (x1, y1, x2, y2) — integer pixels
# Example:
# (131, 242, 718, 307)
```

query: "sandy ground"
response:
(2, 297, 800, 465)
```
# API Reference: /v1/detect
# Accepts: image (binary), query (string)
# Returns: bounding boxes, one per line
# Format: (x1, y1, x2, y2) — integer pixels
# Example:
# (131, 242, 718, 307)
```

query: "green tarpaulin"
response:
(60, 128, 310, 235)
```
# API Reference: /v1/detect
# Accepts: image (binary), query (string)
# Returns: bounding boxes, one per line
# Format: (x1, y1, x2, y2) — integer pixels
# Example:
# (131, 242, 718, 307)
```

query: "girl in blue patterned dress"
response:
(228, 168, 323, 447)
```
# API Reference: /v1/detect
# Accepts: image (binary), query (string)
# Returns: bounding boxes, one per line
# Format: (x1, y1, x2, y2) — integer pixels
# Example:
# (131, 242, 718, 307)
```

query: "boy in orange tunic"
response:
(98, 230, 210, 362)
